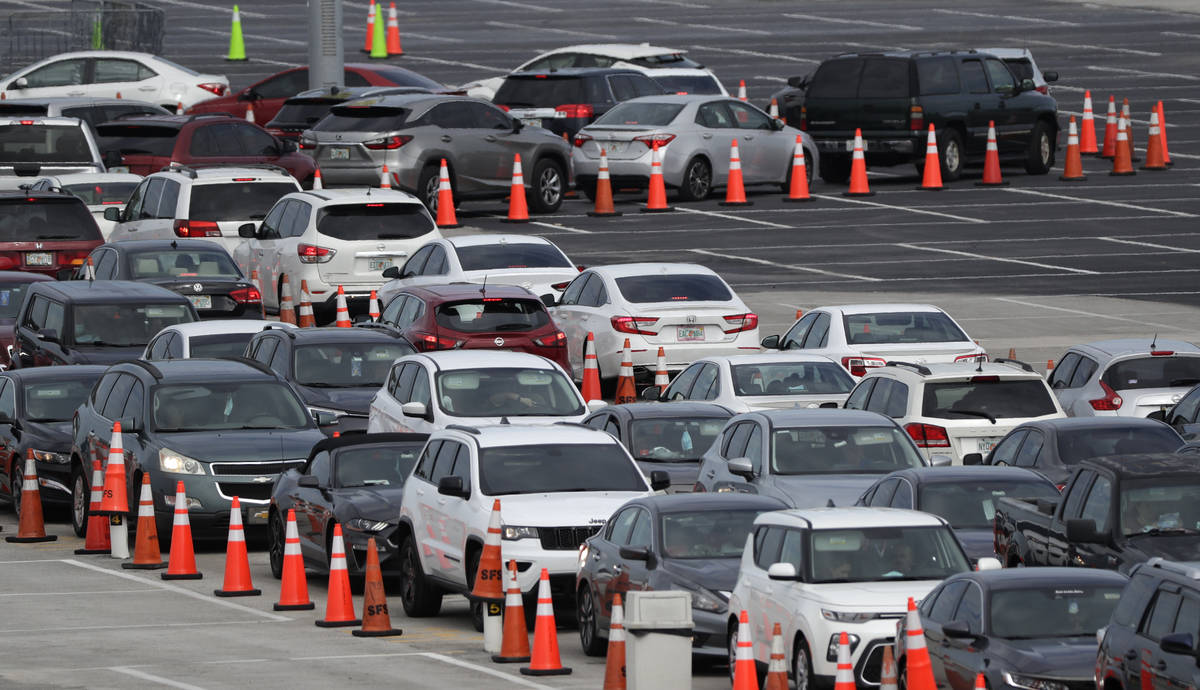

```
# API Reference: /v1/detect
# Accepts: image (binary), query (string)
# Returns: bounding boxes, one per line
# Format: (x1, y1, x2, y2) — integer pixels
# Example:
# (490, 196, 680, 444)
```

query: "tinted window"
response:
(254, 69, 309, 99)
(188, 333, 256, 359)
(930, 580, 968, 621)
(652, 75, 723, 95)
(1014, 429, 1044, 467)
(1080, 475, 1113, 533)
(727, 101, 772, 130)
(423, 246, 446, 274)
(0, 124, 92, 163)
(127, 249, 241, 279)
(662, 509, 764, 559)
(188, 183, 297, 223)
(62, 182, 138, 205)
(293, 342, 413, 387)
(961, 61, 990, 94)
(802, 313, 830, 348)
(858, 59, 910, 98)
(1068, 356, 1098, 388)
(919, 478, 1060, 529)
(1001, 59, 1035, 82)
(891, 480, 914, 509)
(463, 102, 513, 130)
(990, 585, 1123, 638)
(152, 381, 310, 431)
(477, 443, 644, 495)
(956, 583, 983, 634)
(1104, 356, 1200, 391)
(723, 422, 753, 459)
(731, 362, 853, 396)
(592, 102, 684, 126)
(627, 508, 651, 547)
(94, 59, 150, 83)
(1121, 478, 1200, 536)
(807, 59, 864, 99)
(23, 377, 101, 421)
(100, 374, 134, 419)
(844, 378, 875, 410)
(988, 430, 1026, 466)
(922, 380, 1057, 420)
(495, 77, 586, 107)
(1049, 352, 1081, 389)
(772, 425, 925, 474)
(271, 99, 339, 128)
(315, 203, 434, 241)
(434, 298, 550, 333)
(436, 367, 581, 417)
(139, 178, 164, 219)
(629, 417, 725, 462)
(607, 507, 639, 544)
(664, 364, 701, 401)
(454, 243, 571, 271)
(98, 125, 179, 156)
(984, 59, 1015, 92)
(1062, 471, 1092, 518)
(917, 58, 961, 96)
(1057, 425, 1183, 464)
(690, 364, 719, 401)
(845, 311, 967, 345)
(868, 478, 898, 507)
(696, 102, 735, 128)
(314, 106, 411, 132)
(72, 303, 194, 347)
(614, 274, 731, 303)
(1145, 591, 1182, 642)
(754, 526, 784, 568)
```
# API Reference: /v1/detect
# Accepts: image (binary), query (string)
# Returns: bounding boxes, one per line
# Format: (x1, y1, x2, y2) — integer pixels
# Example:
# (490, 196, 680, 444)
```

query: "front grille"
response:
(210, 460, 304, 476)
(216, 482, 273, 502)
(856, 639, 892, 686)
(538, 525, 601, 550)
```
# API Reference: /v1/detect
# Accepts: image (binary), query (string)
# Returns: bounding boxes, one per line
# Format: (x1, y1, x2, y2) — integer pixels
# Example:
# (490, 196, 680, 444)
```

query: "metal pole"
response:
(308, 0, 344, 91)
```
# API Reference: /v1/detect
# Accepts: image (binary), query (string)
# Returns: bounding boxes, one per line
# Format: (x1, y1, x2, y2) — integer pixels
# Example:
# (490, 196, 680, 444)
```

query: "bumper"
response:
(344, 528, 403, 576)
(809, 619, 898, 685)
(320, 415, 369, 436)
(691, 608, 731, 657)
(35, 464, 73, 504)
(574, 145, 688, 189)
(503, 537, 588, 594)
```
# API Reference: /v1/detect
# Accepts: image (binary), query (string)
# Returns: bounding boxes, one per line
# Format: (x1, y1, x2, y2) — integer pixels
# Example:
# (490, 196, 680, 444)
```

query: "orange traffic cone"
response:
(731, 610, 758, 690)
(1047, 359, 1055, 376)
(435, 159, 461, 228)
(1141, 109, 1167, 170)
(353, 537, 403, 636)
(880, 644, 898, 690)
(795, 308, 804, 320)
(520, 568, 571, 676)
(602, 593, 626, 690)
(334, 286, 352, 327)
(297, 280, 315, 328)
(492, 559, 530, 663)
(244, 104, 255, 124)
(122, 475, 164, 569)
(1158, 101, 1172, 166)
(1111, 115, 1135, 176)
(581, 332, 602, 403)
(1101, 95, 1118, 158)
(768, 98, 779, 120)
(84, 255, 95, 281)
(976, 121, 1008, 186)
(782, 135, 812, 202)
(720, 139, 751, 206)
(918, 124, 943, 190)
(361, 0, 375, 53)
(278, 274, 296, 325)
(214, 497, 259, 596)
(5, 451, 55, 543)
(1007, 347, 1017, 360)
(1121, 99, 1139, 161)
(379, 164, 392, 189)
(368, 290, 380, 322)
(1060, 116, 1087, 182)
(614, 339, 636, 405)
(470, 499, 505, 602)
(385, 2, 403, 55)
(640, 141, 674, 212)
(97, 421, 128, 516)
(844, 128, 873, 197)
(316, 524, 361, 627)
(176, 99, 184, 115)
(250, 270, 265, 318)
(503, 154, 530, 223)
(75, 457, 111, 554)
(763, 622, 788, 690)
(1080, 91, 1099, 155)
(834, 632, 854, 690)
(312, 167, 324, 190)
(653, 346, 669, 395)
(737, 79, 747, 101)
(161, 481, 201, 580)
(587, 148, 622, 217)
(905, 597, 937, 690)
(274, 509, 314, 610)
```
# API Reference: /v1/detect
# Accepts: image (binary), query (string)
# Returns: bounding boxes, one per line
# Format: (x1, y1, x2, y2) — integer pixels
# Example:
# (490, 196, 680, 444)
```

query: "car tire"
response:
(781, 149, 814, 192)
(939, 127, 965, 182)
(466, 547, 484, 632)
(398, 533, 443, 617)
(268, 510, 285, 579)
(71, 462, 88, 537)
(677, 156, 712, 202)
(794, 636, 817, 690)
(11, 462, 21, 520)
(1025, 119, 1055, 175)
(417, 164, 442, 215)
(577, 584, 606, 656)
(529, 158, 565, 213)
(819, 155, 851, 184)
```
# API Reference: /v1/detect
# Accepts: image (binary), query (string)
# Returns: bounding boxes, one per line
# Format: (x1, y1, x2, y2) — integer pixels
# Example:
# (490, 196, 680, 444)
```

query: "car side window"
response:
(885, 381, 909, 418)
(424, 246, 447, 275)
(122, 180, 148, 221)
(22, 58, 88, 88)
(628, 74, 663, 98)
(929, 580, 968, 622)
(413, 440, 441, 481)
(955, 583, 984, 635)
(1013, 429, 1044, 468)
(268, 340, 289, 376)
(781, 312, 817, 350)
(753, 526, 784, 568)
(235, 124, 279, 156)
(984, 59, 1015, 92)
(695, 101, 734, 129)
(43, 300, 65, 335)
(921, 586, 943, 616)
(665, 364, 701, 401)
(139, 178, 164, 219)
(868, 478, 898, 506)
(286, 201, 312, 237)
(427, 103, 470, 129)
(94, 248, 118, 279)
(1079, 475, 1113, 533)
(122, 381, 144, 430)
(251, 337, 277, 365)
(604, 418, 620, 438)
(254, 69, 309, 99)
(865, 378, 894, 415)
(845, 378, 876, 411)
(393, 363, 418, 401)
(0, 380, 13, 420)
(1049, 352, 1081, 389)
(398, 297, 424, 327)
(92, 372, 120, 409)
(576, 275, 603, 308)
(257, 200, 287, 240)
(690, 363, 719, 401)
(558, 273, 590, 306)
(1175, 596, 1200, 640)
(584, 414, 607, 430)
(1062, 471, 1094, 518)
(464, 102, 513, 130)
(428, 440, 460, 485)
(801, 313, 830, 348)
(93, 59, 144, 84)
(722, 422, 752, 459)
(989, 430, 1026, 465)
(1144, 590, 1183, 642)
(101, 374, 134, 420)
(960, 60, 990, 94)
(607, 507, 640, 543)
(448, 444, 471, 494)
(608, 75, 638, 102)
(273, 202, 300, 241)
(1170, 388, 1200, 425)
(403, 245, 432, 276)
(309, 450, 331, 485)
(1069, 357, 1098, 389)
(147, 334, 168, 359)
(627, 508, 651, 548)
(166, 334, 183, 359)
(23, 295, 48, 330)
(727, 100, 772, 130)
(381, 295, 407, 325)
(890, 479, 914, 509)
(744, 425, 764, 474)
(778, 529, 805, 572)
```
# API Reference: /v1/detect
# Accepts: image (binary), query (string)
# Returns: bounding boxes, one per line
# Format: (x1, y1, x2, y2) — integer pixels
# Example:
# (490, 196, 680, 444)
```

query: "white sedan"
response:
(655, 353, 855, 412)
(0, 51, 228, 109)
(27, 172, 142, 240)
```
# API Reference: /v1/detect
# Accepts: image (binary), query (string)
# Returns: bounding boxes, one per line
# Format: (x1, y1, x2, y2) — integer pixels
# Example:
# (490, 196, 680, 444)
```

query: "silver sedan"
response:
(571, 94, 817, 201)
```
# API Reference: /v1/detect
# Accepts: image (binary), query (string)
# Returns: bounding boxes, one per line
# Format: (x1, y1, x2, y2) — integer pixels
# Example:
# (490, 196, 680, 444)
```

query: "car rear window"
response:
(857, 59, 910, 98)
(436, 367, 583, 418)
(189, 182, 297, 222)
(454, 243, 571, 271)
(495, 76, 595, 107)
(922, 379, 1057, 420)
(73, 303, 194, 347)
(188, 333, 255, 359)
(24, 378, 101, 422)
(0, 123, 92, 163)
(650, 75, 723, 95)
(316, 203, 434, 241)
(1102, 356, 1200, 391)
(367, 67, 445, 90)
(127, 249, 241, 279)
(334, 442, 422, 488)
(0, 282, 34, 318)
(807, 59, 864, 99)
(0, 197, 101, 242)
(593, 101, 683, 126)
(1057, 426, 1184, 465)
(0, 105, 49, 117)
(917, 57, 961, 96)
(313, 106, 410, 132)
(270, 99, 339, 128)
(732, 362, 854, 396)
(614, 274, 731, 303)
(96, 125, 179, 156)
(628, 53, 702, 68)
(918, 479, 1060, 529)
(435, 298, 550, 333)
(294, 342, 413, 387)
(1003, 58, 1035, 81)
(844, 311, 967, 345)
(63, 182, 138, 205)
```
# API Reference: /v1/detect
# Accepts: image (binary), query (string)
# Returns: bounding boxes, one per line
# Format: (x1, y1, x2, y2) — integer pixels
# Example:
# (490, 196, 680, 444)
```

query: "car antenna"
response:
(825, 499, 835, 507)
(500, 416, 510, 425)
(170, 240, 177, 249)
(1151, 333, 1158, 351)
(976, 354, 984, 373)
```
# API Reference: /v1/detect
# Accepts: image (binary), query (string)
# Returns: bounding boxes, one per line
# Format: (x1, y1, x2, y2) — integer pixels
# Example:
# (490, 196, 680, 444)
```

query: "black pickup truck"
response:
(993, 454, 1200, 573)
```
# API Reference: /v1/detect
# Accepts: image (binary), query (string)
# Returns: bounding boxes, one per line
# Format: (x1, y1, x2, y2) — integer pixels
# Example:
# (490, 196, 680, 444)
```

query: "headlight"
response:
(308, 406, 346, 419)
(30, 449, 70, 464)
(503, 526, 539, 541)
(1002, 673, 1068, 690)
(345, 518, 390, 533)
(163, 493, 202, 510)
(159, 448, 206, 475)
(714, 482, 757, 494)
(691, 587, 728, 613)
(821, 609, 878, 623)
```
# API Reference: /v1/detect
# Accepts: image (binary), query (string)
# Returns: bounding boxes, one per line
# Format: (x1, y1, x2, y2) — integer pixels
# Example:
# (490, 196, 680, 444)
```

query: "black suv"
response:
(11, 280, 196, 368)
(1097, 558, 1200, 690)
(70, 358, 325, 539)
(797, 51, 1059, 183)
(244, 326, 414, 435)
(493, 68, 665, 138)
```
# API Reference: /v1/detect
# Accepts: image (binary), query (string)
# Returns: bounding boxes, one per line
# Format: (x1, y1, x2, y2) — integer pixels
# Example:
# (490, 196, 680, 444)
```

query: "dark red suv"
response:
(95, 115, 316, 186)
(376, 284, 571, 375)
(0, 192, 103, 280)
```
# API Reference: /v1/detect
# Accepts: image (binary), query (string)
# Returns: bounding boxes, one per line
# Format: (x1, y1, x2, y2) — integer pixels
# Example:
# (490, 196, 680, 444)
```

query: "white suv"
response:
(232, 188, 440, 322)
(105, 165, 299, 254)
(845, 361, 1065, 464)
(396, 424, 667, 617)
(728, 507, 992, 689)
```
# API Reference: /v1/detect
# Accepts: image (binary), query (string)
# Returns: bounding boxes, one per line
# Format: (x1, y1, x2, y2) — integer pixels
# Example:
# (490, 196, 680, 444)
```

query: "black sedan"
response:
(856, 466, 1060, 562)
(576, 493, 787, 659)
(268, 432, 427, 579)
(582, 402, 732, 492)
(78, 239, 264, 319)
(895, 567, 1128, 690)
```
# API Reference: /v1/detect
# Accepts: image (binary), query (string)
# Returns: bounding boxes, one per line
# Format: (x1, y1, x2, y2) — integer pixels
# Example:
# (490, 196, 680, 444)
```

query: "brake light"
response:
(611, 316, 658, 336)
(1151, 350, 1175, 356)
(172, 220, 221, 237)
(1056, 483, 1067, 492)
(197, 83, 227, 96)
(299, 136, 315, 150)
(534, 331, 567, 347)
(481, 297, 502, 302)
(550, 281, 570, 290)
(955, 353, 988, 364)
(1036, 85, 1049, 95)
(266, 128, 287, 137)
(841, 356, 886, 377)
(633, 133, 676, 149)
(970, 375, 1000, 382)
(417, 334, 464, 352)
(1089, 381, 1124, 411)
(231, 177, 256, 182)
(556, 104, 594, 119)
(19, 120, 34, 125)
(904, 422, 950, 448)
(799, 105, 807, 131)
(572, 133, 593, 148)
(365, 135, 412, 150)
(910, 104, 924, 132)
(0, 254, 15, 270)
(229, 286, 261, 303)
(723, 313, 758, 334)
(365, 203, 385, 207)
(297, 243, 336, 263)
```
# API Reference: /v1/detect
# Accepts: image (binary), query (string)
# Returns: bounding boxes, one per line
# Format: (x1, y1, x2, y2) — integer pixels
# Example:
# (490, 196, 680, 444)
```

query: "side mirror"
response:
(1065, 518, 1105, 544)
(437, 475, 468, 499)
(929, 454, 953, 467)
(313, 410, 338, 426)
(585, 399, 607, 413)
(400, 401, 428, 419)
(36, 329, 59, 343)
(9, 77, 27, 90)
(382, 266, 401, 279)
(540, 293, 556, 307)
(238, 223, 257, 238)
(619, 545, 651, 561)
(649, 469, 670, 492)
(786, 75, 808, 89)
(117, 416, 141, 434)
(1042, 71, 1059, 83)
(819, 401, 839, 409)
(1146, 409, 1167, 422)
(297, 475, 320, 488)
(1159, 632, 1196, 657)
(976, 557, 1002, 572)
(1020, 78, 1036, 93)
(771, 118, 785, 131)
(727, 456, 755, 479)
(760, 334, 780, 349)
(103, 206, 122, 222)
(238, 88, 259, 102)
(961, 453, 983, 466)
(511, 118, 523, 132)
(280, 139, 298, 153)
(767, 562, 799, 580)
(640, 385, 662, 401)
(942, 620, 976, 639)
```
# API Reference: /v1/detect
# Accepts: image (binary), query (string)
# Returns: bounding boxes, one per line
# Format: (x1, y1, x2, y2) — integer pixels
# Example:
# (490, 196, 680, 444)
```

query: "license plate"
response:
(845, 139, 867, 151)
(187, 295, 212, 309)
(369, 258, 394, 271)
(25, 252, 52, 266)
(329, 147, 350, 160)
(520, 118, 542, 128)
(606, 142, 625, 154)
(677, 326, 705, 342)
(977, 437, 1000, 453)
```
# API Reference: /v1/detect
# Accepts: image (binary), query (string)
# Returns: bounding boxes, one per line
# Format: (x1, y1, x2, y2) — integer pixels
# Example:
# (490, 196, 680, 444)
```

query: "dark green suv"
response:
(798, 51, 1059, 183)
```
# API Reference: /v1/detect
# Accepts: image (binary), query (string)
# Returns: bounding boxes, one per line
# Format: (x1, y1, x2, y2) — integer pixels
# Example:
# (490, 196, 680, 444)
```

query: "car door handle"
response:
(138, 86, 155, 91)
(1155, 660, 1167, 671)
(441, 135, 452, 142)
(67, 91, 85, 96)
(974, 103, 982, 110)
(484, 135, 497, 142)
(702, 133, 712, 139)
(1125, 651, 1139, 661)
(415, 488, 425, 496)
(744, 135, 754, 140)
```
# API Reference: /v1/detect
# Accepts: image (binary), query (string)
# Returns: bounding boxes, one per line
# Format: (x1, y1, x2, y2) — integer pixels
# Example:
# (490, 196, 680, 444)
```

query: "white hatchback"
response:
(0, 51, 228, 109)
(26, 172, 142, 239)
(656, 353, 855, 413)
(142, 319, 292, 360)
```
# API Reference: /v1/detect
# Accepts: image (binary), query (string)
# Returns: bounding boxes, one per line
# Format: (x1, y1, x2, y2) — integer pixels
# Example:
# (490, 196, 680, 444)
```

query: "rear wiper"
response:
(36, 234, 77, 239)
(944, 409, 997, 424)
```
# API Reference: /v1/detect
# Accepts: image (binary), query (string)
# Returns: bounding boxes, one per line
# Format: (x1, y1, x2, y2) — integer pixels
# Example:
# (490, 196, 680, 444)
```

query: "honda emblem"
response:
(686, 315, 696, 324)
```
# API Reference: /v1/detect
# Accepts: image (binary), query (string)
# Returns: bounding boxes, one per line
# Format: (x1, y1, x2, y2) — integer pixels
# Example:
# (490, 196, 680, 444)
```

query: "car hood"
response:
(496, 491, 648, 527)
(661, 557, 741, 592)
(299, 386, 376, 415)
(156, 429, 323, 462)
(804, 579, 941, 607)
(331, 485, 406, 523)
(1123, 534, 1200, 563)
(23, 420, 74, 448)
(954, 528, 998, 561)
(990, 637, 1100, 679)
(762, 474, 880, 508)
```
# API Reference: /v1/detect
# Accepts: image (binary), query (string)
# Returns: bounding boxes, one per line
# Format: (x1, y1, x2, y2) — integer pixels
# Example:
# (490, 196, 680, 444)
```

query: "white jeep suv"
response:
(396, 424, 667, 617)
(728, 507, 992, 689)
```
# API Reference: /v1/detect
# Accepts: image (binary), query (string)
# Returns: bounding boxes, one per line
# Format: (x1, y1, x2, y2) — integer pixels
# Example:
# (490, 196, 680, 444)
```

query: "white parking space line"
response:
(1162, 31, 1200, 39)
(992, 298, 1189, 330)
(781, 12, 921, 30)
(401, 32, 466, 43)
(895, 243, 1098, 275)
(676, 206, 792, 229)
(485, 21, 616, 39)
(178, 26, 305, 45)
(0, 589, 160, 596)
(1003, 187, 1197, 218)
(932, 8, 1078, 26)
(1098, 237, 1200, 254)
(530, 220, 592, 234)
(109, 667, 209, 690)
(1085, 65, 1200, 81)
(4, 1, 66, 10)
(812, 194, 988, 224)
(472, 0, 563, 11)
(689, 249, 881, 282)
(403, 55, 507, 72)
(421, 653, 555, 689)
(1009, 37, 1161, 56)
(690, 45, 819, 63)
(249, 58, 304, 68)
(636, 0, 708, 7)
(635, 16, 771, 35)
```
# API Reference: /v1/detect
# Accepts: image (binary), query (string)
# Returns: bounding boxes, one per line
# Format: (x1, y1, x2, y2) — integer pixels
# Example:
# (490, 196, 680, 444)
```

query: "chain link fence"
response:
(1, 1, 165, 75)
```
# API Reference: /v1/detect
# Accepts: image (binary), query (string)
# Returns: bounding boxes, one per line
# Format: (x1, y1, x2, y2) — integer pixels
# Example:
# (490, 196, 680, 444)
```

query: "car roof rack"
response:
(445, 424, 480, 435)
(261, 323, 297, 338)
(885, 361, 932, 376)
(992, 357, 1035, 373)
(159, 162, 291, 178)
(1146, 557, 1200, 580)
(128, 358, 163, 380)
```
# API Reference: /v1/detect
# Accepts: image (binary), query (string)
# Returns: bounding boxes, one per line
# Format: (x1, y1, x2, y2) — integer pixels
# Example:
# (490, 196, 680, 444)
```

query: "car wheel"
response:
(794, 636, 817, 690)
(577, 584, 606, 656)
(466, 547, 484, 632)
(398, 533, 443, 617)
(727, 621, 739, 685)
(677, 157, 711, 202)
(529, 158, 565, 213)
(819, 155, 851, 184)
(11, 463, 21, 519)
(71, 463, 88, 537)
(268, 510, 285, 579)
(1025, 119, 1055, 175)
(417, 164, 442, 215)
(939, 127, 965, 182)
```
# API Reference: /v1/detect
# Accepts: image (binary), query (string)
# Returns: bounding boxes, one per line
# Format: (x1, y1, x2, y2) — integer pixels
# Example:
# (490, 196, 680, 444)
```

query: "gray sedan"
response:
(571, 94, 817, 201)
(301, 93, 571, 214)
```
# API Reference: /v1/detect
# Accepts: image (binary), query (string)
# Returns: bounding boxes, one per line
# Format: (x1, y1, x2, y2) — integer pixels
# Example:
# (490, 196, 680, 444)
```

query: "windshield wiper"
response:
(1127, 527, 1200, 537)
(231, 424, 282, 430)
(84, 340, 134, 347)
(298, 382, 340, 388)
(944, 409, 997, 424)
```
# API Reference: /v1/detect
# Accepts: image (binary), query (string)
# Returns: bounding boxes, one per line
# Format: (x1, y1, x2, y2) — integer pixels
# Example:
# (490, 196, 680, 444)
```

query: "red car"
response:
(376, 284, 571, 375)
(0, 270, 53, 369)
(186, 64, 446, 126)
(95, 114, 316, 186)
(0, 191, 102, 279)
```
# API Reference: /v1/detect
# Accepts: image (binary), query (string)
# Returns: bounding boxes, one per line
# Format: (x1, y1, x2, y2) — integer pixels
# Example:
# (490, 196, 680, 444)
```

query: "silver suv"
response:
(0, 117, 105, 190)
(1050, 339, 1200, 418)
(301, 93, 571, 214)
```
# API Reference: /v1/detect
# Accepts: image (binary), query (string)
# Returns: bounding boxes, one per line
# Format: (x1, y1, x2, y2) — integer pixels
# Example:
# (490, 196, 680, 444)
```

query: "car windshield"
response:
(990, 586, 1122, 638)
(614, 274, 731, 303)
(188, 333, 255, 359)
(436, 367, 583, 417)
(771, 425, 925, 475)
(152, 381, 310, 431)
(807, 525, 969, 583)
(919, 480, 1060, 529)
(97, 125, 178, 156)
(843, 311, 968, 345)
(593, 101, 684, 126)
(732, 362, 854, 396)
(316, 203, 434, 241)
(23, 377, 100, 422)
(455, 243, 571, 271)
(478, 443, 645, 495)
(314, 105, 411, 132)
(72, 303, 193, 347)
(0, 124, 92, 163)
(293, 342, 413, 387)
(0, 198, 101, 242)
(661, 509, 764, 559)
(434, 298, 550, 334)
(333, 442, 422, 488)
(1103, 356, 1200, 391)
(0, 282, 34, 319)
(1121, 480, 1200, 536)
(630, 417, 725, 462)
(1056, 426, 1183, 465)
(127, 249, 242, 279)
(189, 183, 297, 222)
(921, 379, 1057, 420)
(651, 75, 723, 94)
(63, 182, 137, 205)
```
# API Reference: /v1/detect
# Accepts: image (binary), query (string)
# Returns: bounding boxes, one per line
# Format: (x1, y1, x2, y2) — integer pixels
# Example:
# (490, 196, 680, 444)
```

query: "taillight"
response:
(955, 353, 988, 364)
(1150, 350, 1175, 356)
(611, 316, 658, 336)
(417, 334, 464, 352)
(799, 105, 807, 131)
(197, 83, 227, 96)
(841, 356, 886, 377)
(297, 243, 336, 263)
(910, 104, 924, 132)
(556, 104, 594, 119)
(970, 375, 999, 383)
(19, 119, 34, 125)
(572, 133, 593, 148)
(61, 250, 90, 267)
(633, 133, 676, 149)
(1036, 85, 1048, 95)
(904, 422, 950, 448)
(723, 313, 758, 334)
(299, 135, 315, 150)
(173, 220, 221, 237)
(0, 253, 16, 270)
(550, 281, 570, 290)
(1089, 381, 1124, 411)
(229, 286, 261, 304)
(534, 331, 567, 348)
(496, 104, 510, 112)
(266, 128, 286, 138)
(365, 135, 412, 150)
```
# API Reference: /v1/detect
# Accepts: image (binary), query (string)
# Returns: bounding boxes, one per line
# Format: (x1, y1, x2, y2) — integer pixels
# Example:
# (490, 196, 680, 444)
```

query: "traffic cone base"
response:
(353, 537, 402, 636)
(162, 572, 203, 580)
